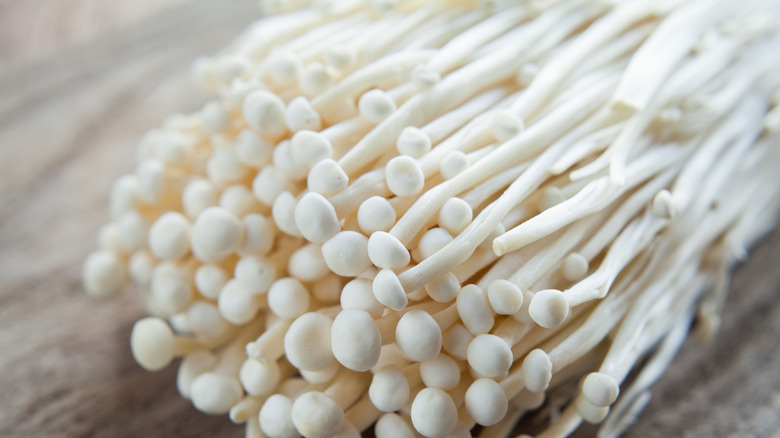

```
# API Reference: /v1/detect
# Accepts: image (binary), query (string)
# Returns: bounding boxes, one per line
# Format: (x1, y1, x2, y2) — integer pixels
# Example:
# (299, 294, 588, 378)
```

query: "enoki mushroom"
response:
(82, 0, 780, 437)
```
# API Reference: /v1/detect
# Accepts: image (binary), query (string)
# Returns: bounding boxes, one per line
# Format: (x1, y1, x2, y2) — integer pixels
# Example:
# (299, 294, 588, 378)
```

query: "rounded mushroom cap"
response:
(291, 130, 333, 167)
(357, 196, 396, 234)
(268, 277, 311, 320)
(375, 413, 416, 438)
(582, 372, 620, 407)
(284, 312, 334, 372)
(424, 272, 460, 303)
(396, 126, 431, 158)
(217, 279, 259, 325)
(465, 378, 508, 426)
(386, 155, 425, 198)
(239, 357, 280, 396)
(240, 213, 275, 256)
(234, 255, 276, 295)
(294, 192, 341, 244)
(259, 394, 297, 438)
(186, 301, 231, 340)
(340, 278, 385, 318)
(291, 391, 345, 438)
(83, 250, 125, 297)
(235, 129, 272, 168)
(367, 231, 410, 269)
(410, 387, 458, 438)
(372, 269, 408, 311)
(420, 354, 460, 390)
(190, 372, 243, 415)
(417, 228, 453, 260)
(440, 151, 469, 180)
(308, 158, 348, 196)
(487, 279, 524, 315)
(322, 231, 371, 277)
(456, 284, 494, 335)
(438, 197, 473, 235)
(285, 96, 322, 132)
(562, 253, 589, 282)
(176, 350, 217, 399)
(522, 348, 553, 393)
(369, 365, 410, 412)
(442, 323, 474, 361)
(466, 334, 512, 378)
(194, 264, 226, 300)
(242, 89, 286, 136)
(529, 289, 569, 328)
(396, 310, 442, 362)
(130, 317, 175, 371)
(288, 243, 329, 282)
(331, 308, 381, 372)
(191, 207, 244, 262)
(359, 88, 396, 123)
(490, 110, 524, 141)
(576, 395, 610, 424)
(182, 178, 217, 219)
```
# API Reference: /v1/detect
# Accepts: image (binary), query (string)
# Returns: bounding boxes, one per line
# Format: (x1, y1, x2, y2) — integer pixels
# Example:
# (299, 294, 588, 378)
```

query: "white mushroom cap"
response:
(425, 273, 460, 303)
(271, 191, 303, 237)
(487, 279, 524, 315)
(420, 354, 460, 390)
(322, 231, 371, 277)
(136, 159, 165, 203)
(358, 89, 396, 123)
(369, 365, 410, 412)
(417, 228, 453, 260)
(241, 213, 275, 256)
(465, 378, 508, 426)
(259, 394, 298, 438)
(194, 264, 226, 300)
(190, 372, 243, 415)
(242, 90, 286, 137)
(291, 391, 344, 438)
(300, 360, 339, 383)
(522, 348, 552, 393)
(285, 96, 322, 132)
(182, 178, 217, 219)
(294, 192, 341, 244)
(207, 147, 247, 186)
(253, 166, 291, 206)
(117, 211, 148, 252)
(288, 243, 330, 282)
(440, 151, 469, 180)
(218, 279, 260, 325)
(582, 372, 620, 407)
(191, 207, 244, 262)
(186, 301, 231, 339)
(466, 334, 512, 378)
(150, 267, 193, 314)
(331, 309, 381, 372)
(456, 284, 494, 335)
(177, 350, 217, 399)
(529, 289, 569, 328)
(442, 323, 474, 361)
(396, 310, 442, 362)
(386, 155, 425, 197)
(284, 312, 334, 371)
(308, 159, 348, 196)
(239, 358, 280, 396)
(148, 212, 191, 260)
(130, 317, 176, 371)
(562, 253, 589, 282)
(220, 184, 258, 217)
(128, 251, 154, 287)
(300, 62, 332, 96)
(357, 196, 396, 234)
(268, 277, 311, 320)
(576, 395, 610, 424)
(372, 268, 408, 311)
(235, 129, 273, 168)
(396, 126, 431, 158)
(82, 250, 125, 297)
(375, 413, 416, 438)
(410, 388, 458, 438)
(291, 130, 333, 167)
(438, 197, 473, 235)
(340, 278, 385, 318)
(367, 231, 410, 269)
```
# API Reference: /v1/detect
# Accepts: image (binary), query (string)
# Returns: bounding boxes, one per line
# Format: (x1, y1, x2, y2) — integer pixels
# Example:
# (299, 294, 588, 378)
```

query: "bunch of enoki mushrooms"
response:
(82, 0, 780, 436)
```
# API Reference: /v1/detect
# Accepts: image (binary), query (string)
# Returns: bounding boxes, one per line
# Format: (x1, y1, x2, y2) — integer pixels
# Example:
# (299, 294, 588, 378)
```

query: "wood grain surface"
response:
(1, 1, 778, 437)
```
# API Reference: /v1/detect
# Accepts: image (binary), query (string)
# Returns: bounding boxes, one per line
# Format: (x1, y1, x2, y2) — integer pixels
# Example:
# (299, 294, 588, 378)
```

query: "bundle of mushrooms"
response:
(82, 0, 780, 436)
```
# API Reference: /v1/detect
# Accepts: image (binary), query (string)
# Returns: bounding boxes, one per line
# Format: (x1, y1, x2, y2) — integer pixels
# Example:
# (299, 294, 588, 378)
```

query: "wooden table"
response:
(1, 1, 778, 436)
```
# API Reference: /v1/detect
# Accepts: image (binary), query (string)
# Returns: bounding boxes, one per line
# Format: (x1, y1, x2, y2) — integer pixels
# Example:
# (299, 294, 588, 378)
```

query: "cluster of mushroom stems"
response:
(82, 0, 780, 437)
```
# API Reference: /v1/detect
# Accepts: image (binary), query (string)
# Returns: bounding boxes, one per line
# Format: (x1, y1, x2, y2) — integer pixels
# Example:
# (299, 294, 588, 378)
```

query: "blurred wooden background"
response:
(1, 1, 779, 437)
